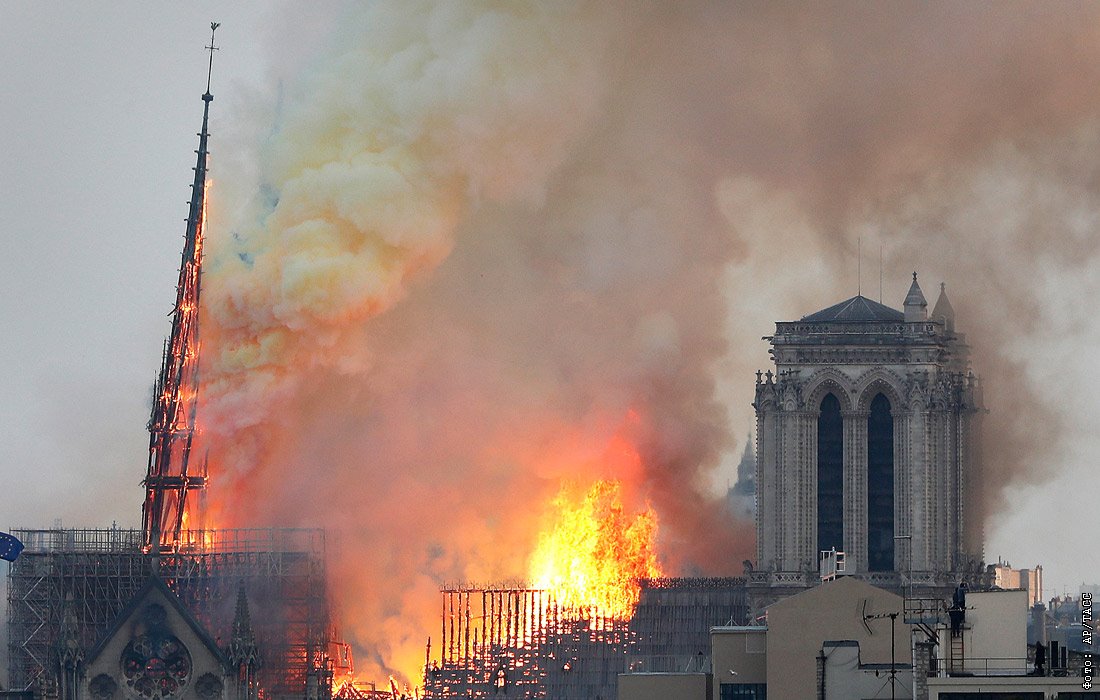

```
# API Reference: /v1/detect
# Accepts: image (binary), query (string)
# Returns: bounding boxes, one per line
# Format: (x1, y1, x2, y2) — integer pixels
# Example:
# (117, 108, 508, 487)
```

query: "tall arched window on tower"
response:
(867, 393, 894, 571)
(817, 393, 844, 556)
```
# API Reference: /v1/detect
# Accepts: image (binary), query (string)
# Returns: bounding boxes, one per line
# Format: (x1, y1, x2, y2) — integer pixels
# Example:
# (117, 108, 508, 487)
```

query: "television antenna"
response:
(863, 603, 905, 700)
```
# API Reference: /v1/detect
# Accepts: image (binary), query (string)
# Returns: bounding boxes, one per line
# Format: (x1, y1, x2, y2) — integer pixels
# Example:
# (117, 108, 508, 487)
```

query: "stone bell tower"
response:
(753, 274, 983, 592)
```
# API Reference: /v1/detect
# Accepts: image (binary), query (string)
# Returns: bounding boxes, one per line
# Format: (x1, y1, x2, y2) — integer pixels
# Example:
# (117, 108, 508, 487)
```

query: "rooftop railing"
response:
(12, 527, 325, 554)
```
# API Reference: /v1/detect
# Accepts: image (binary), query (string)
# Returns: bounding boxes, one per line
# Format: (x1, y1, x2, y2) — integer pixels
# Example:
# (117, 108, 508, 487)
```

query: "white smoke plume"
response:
(200, 1, 1100, 682)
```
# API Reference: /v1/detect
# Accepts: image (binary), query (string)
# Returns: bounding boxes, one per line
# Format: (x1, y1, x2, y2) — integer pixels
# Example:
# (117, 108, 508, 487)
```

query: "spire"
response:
(58, 592, 84, 700)
(58, 592, 83, 667)
(228, 585, 260, 700)
(142, 23, 219, 555)
(229, 585, 259, 662)
(903, 271, 928, 322)
(732, 433, 756, 497)
(932, 281, 956, 332)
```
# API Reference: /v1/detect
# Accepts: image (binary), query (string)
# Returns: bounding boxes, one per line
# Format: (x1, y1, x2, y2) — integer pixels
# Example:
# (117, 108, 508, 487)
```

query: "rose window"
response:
(120, 630, 192, 699)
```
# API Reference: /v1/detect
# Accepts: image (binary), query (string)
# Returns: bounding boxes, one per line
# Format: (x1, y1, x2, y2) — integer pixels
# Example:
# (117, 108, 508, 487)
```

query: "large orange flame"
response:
(528, 480, 662, 620)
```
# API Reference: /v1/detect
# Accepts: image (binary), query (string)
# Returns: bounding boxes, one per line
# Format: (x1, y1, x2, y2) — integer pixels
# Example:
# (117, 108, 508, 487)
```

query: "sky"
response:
(2, 0, 1099, 680)
(0, 3, 274, 524)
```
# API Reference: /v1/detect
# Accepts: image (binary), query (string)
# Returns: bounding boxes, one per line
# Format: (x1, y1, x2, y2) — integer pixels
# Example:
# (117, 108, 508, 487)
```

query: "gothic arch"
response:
(854, 369, 906, 413)
(803, 368, 856, 413)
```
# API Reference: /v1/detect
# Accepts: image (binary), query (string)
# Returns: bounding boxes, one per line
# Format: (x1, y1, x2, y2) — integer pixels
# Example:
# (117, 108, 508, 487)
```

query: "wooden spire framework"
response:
(141, 23, 219, 554)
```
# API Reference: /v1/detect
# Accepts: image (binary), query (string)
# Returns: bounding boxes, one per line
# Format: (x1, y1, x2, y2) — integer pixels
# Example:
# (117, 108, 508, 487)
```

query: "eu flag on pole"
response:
(0, 532, 24, 562)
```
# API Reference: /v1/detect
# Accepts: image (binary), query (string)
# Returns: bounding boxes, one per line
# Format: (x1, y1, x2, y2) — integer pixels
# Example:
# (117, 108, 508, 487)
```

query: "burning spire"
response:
(141, 23, 219, 554)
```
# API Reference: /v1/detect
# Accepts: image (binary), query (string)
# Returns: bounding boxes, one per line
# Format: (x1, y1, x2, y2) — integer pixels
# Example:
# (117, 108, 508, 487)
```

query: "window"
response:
(867, 393, 894, 571)
(719, 683, 767, 699)
(817, 393, 843, 555)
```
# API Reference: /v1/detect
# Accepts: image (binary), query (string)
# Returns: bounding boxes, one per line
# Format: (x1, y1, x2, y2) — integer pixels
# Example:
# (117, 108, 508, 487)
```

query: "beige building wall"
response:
(710, 627, 766, 700)
(821, 641, 913, 699)
(765, 577, 905, 700)
(991, 562, 1043, 607)
(947, 589, 1028, 675)
(616, 672, 710, 700)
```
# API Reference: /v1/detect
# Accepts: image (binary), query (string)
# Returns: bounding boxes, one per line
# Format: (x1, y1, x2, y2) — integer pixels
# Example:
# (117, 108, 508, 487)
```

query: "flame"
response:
(528, 480, 662, 620)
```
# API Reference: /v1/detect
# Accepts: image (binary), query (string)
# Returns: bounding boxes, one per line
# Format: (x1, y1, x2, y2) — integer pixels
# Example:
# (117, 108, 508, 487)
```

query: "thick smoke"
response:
(201, 1, 1100, 682)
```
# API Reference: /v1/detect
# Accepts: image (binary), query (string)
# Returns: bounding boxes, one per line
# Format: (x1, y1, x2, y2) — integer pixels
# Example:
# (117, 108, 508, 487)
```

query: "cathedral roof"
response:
(801, 295, 904, 322)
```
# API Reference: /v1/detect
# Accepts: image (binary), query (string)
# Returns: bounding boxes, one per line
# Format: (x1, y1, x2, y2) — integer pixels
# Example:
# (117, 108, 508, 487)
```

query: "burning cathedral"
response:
(5, 27, 991, 700)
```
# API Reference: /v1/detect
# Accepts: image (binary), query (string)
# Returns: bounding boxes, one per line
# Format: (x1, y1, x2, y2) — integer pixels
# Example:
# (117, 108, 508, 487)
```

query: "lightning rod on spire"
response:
(205, 22, 220, 97)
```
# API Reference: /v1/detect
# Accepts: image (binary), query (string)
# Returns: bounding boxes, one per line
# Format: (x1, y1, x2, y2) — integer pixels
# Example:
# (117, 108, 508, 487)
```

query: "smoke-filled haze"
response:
(3, 0, 1099, 684)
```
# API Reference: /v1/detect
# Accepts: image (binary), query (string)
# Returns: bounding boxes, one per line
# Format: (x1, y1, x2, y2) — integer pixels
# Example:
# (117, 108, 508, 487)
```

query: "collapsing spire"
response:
(142, 23, 219, 555)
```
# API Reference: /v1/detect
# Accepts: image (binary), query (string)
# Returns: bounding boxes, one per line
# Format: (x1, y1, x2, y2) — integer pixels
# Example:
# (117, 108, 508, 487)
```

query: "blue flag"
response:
(0, 532, 24, 562)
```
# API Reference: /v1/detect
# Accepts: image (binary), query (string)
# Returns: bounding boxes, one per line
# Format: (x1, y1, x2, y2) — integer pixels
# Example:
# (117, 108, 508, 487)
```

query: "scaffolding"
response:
(7, 528, 333, 700)
(423, 577, 747, 699)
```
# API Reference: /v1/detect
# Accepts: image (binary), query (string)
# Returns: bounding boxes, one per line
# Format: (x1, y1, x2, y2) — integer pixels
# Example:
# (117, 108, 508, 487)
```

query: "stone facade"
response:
(81, 579, 231, 700)
(74, 578, 258, 700)
(753, 276, 983, 589)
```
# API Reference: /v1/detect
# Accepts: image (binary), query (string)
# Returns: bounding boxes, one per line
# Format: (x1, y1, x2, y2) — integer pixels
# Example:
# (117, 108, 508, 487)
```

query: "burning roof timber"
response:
(423, 578, 747, 699)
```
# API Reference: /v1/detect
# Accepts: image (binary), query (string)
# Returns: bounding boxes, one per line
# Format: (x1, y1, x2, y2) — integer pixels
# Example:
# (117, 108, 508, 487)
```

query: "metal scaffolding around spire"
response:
(141, 22, 219, 555)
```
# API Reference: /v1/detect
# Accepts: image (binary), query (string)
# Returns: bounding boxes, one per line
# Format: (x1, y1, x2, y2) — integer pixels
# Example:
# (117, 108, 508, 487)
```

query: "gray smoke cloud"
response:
(198, 0, 1100, 682)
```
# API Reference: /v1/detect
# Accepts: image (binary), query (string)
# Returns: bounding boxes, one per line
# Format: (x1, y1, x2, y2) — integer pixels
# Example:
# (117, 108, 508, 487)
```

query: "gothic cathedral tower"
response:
(753, 275, 983, 590)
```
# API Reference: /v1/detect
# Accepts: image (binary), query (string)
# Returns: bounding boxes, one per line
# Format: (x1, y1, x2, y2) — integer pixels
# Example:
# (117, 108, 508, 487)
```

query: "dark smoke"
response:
(199, 1, 1100, 680)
